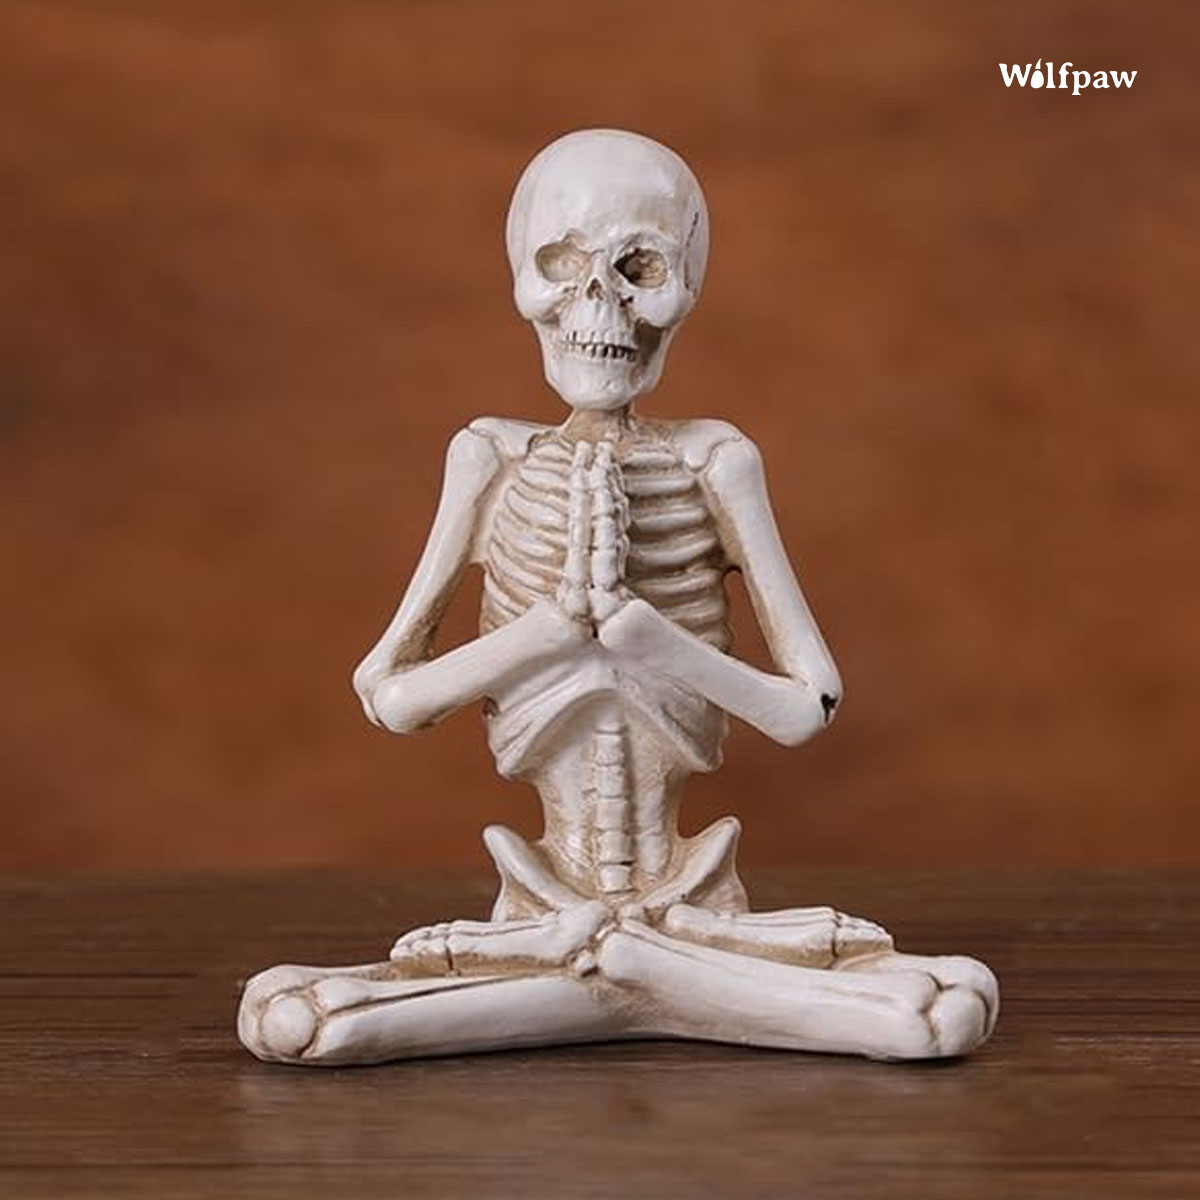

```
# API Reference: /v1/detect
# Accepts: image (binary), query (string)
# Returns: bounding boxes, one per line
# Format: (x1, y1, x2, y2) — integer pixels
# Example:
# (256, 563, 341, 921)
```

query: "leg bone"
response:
(596, 920, 990, 1060)
(836, 950, 1000, 1043)
(239, 960, 627, 1065)
(389, 901, 612, 975)
(658, 902, 893, 968)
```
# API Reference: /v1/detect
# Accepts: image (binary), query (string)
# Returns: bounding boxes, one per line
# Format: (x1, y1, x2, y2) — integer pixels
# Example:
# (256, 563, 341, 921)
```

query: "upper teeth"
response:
(562, 330, 636, 360)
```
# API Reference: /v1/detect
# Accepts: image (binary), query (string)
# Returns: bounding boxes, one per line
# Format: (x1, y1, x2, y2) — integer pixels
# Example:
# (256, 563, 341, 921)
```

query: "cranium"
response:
(506, 129, 709, 411)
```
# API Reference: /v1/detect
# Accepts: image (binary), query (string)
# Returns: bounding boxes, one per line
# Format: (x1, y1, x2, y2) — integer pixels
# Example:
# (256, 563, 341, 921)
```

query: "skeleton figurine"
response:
(238, 129, 998, 1065)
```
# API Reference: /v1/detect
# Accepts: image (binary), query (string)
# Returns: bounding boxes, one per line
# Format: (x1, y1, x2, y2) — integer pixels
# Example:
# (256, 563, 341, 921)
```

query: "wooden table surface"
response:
(1, 869, 1196, 1198)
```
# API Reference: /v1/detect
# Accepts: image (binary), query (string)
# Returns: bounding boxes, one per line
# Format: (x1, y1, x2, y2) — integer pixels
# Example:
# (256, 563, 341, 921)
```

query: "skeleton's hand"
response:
(555, 437, 632, 631)
(521, 598, 594, 652)
(555, 440, 595, 624)
(596, 596, 667, 657)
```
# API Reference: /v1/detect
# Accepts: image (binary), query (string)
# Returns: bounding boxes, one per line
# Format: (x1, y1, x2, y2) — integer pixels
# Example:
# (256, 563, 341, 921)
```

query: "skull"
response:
(506, 129, 709, 411)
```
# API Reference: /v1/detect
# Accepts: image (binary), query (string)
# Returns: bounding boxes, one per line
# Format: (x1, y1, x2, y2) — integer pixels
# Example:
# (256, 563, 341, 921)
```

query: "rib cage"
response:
(480, 430, 731, 649)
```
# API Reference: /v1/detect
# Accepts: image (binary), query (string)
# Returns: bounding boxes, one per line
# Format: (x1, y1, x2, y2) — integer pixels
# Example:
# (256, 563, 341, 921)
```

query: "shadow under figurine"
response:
(238, 129, 999, 1065)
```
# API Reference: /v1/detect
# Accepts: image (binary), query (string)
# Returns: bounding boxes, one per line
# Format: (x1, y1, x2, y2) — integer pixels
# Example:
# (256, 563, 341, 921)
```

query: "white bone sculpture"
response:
(238, 129, 999, 1065)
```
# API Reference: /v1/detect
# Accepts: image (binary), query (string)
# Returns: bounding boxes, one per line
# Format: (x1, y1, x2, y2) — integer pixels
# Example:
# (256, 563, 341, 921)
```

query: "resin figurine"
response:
(238, 129, 999, 1065)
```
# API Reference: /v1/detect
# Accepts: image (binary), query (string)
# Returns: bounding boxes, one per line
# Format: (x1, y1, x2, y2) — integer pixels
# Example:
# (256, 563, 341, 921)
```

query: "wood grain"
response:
(1, 870, 1197, 1198)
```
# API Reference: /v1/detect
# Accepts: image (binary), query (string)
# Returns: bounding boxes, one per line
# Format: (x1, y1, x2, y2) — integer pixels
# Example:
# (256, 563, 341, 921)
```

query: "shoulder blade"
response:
(468, 416, 552, 460)
(670, 418, 750, 472)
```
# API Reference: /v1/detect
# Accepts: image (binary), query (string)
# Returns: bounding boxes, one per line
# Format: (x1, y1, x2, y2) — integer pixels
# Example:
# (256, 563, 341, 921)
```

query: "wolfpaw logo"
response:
(1000, 60, 1137, 95)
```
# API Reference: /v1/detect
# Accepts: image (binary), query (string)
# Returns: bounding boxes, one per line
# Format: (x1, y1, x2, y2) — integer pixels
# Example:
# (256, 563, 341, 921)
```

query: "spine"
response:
(592, 721, 633, 894)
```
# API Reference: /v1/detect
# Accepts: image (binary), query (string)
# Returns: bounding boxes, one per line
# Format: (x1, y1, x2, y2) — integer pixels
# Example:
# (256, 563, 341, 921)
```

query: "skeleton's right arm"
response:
(351, 425, 502, 723)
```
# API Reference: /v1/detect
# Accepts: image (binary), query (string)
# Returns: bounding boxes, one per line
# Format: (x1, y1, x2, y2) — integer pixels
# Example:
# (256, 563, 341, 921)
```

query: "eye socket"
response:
(615, 248, 669, 288)
(535, 240, 589, 282)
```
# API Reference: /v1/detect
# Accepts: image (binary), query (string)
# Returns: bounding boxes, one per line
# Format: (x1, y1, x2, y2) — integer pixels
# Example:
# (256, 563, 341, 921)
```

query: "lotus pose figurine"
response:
(238, 129, 999, 1065)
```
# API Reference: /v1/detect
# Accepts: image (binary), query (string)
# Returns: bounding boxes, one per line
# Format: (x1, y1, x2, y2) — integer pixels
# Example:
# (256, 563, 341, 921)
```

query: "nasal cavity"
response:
(585, 277, 605, 301)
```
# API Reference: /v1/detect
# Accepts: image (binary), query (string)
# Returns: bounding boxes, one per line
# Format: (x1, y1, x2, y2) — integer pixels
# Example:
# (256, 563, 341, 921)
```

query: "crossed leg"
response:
(597, 919, 998, 1060)
(238, 903, 997, 1065)
(657, 902, 894, 968)
(238, 962, 626, 1065)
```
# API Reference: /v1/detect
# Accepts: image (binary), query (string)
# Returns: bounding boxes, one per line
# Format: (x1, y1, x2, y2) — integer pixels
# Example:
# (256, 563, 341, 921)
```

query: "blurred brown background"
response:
(2, 1, 1198, 872)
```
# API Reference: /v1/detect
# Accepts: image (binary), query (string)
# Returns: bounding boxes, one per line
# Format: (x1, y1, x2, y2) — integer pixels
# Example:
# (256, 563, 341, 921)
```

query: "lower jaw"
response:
(550, 360, 640, 408)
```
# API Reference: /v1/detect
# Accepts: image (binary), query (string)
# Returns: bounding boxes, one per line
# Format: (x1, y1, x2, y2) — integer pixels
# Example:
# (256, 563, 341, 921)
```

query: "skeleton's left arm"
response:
(601, 433, 841, 747)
